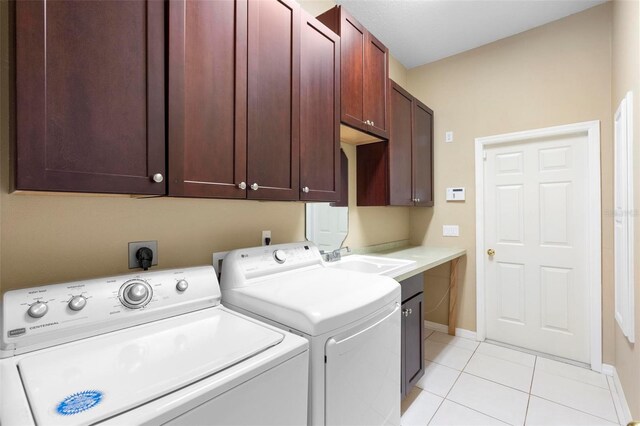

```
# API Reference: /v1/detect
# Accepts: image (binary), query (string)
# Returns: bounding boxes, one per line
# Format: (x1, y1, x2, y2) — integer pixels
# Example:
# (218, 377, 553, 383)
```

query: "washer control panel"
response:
(1, 266, 220, 358)
(220, 242, 324, 288)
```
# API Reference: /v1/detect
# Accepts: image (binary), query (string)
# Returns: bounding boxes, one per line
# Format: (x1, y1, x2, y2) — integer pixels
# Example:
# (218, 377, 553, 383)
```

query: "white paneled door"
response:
(483, 133, 590, 363)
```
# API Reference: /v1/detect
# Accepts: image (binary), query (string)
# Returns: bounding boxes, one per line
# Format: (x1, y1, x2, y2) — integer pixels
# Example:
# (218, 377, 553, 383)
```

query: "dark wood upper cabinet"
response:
(317, 6, 389, 140)
(364, 32, 389, 137)
(357, 80, 434, 207)
(16, 0, 340, 201)
(299, 10, 340, 202)
(168, 0, 247, 198)
(412, 99, 434, 207)
(246, 0, 300, 201)
(15, 0, 166, 195)
(388, 83, 414, 206)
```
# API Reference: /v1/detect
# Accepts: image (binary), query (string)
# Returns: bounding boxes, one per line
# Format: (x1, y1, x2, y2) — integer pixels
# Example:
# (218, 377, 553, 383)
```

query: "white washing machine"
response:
(220, 242, 401, 426)
(1, 266, 309, 426)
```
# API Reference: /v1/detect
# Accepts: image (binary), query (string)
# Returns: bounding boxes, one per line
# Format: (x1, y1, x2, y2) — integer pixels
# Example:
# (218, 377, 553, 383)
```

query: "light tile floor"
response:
(401, 328, 624, 426)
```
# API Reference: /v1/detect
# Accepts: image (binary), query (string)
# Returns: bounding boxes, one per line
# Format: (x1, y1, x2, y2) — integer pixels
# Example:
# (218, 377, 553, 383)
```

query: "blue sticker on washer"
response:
(56, 390, 103, 416)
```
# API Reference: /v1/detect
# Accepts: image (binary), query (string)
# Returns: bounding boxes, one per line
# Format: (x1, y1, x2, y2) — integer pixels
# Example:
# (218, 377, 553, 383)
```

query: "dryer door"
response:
(325, 302, 401, 426)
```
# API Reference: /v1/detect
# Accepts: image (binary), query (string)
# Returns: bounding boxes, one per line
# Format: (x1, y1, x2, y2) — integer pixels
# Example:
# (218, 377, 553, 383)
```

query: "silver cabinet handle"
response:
(372, 121, 375, 126)
(402, 309, 409, 317)
(152, 173, 164, 183)
(250, 183, 259, 191)
(302, 186, 310, 193)
(408, 308, 412, 315)
(416, 198, 420, 203)
(238, 182, 247, 190)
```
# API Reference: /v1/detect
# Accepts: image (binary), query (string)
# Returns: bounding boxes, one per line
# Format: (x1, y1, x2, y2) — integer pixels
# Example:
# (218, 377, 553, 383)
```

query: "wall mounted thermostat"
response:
(446, 187, 465, 201)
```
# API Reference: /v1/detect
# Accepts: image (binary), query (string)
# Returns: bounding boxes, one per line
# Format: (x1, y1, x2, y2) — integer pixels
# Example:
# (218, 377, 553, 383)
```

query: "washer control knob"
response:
(127, 283, 148, 302)
(176, 280, 189, 292)
(273, 249, 287, 263)
(68, 296, 87, 311)
(28, 301, 48, 318)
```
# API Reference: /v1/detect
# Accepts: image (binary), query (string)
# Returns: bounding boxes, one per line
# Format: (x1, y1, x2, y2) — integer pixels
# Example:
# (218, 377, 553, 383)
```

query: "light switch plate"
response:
(445, 131, 453, 143)
(443, 225, 460, 237)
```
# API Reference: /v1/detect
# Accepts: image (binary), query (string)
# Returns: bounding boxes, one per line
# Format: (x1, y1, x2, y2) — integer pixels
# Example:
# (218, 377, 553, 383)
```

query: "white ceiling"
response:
(336, 0, 608, 68)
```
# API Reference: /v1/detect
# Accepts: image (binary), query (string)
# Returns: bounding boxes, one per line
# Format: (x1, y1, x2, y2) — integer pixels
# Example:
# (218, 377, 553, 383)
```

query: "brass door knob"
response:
(487, 249, 496, 256)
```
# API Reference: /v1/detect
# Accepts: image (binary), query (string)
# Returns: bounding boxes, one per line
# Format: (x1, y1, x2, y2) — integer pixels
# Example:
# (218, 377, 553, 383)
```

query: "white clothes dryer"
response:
(1, 266, 308, 426)
(220, 242, 401, 426)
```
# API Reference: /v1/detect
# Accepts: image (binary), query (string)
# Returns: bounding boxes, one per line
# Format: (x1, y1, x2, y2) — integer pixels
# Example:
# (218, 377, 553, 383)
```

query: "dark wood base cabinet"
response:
(400, 273, 425, 398)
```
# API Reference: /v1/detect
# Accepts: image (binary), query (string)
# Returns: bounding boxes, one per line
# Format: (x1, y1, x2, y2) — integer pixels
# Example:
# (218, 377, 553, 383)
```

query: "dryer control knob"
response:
(68, 296, 87, 311)
(176, 280, 189, 292)
(28, 301, 48, 318)
(273, 249, 287, 263)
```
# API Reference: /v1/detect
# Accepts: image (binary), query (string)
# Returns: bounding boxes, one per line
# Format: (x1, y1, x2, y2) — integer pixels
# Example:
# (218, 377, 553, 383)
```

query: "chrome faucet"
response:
(321, 246, 351, 262)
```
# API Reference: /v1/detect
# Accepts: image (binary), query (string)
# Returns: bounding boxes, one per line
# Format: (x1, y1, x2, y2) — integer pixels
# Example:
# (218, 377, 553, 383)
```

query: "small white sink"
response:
(326, 255, 416, 277)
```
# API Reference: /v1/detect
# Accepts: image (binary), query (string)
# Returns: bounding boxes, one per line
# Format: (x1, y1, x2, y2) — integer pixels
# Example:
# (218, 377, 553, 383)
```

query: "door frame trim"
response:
(474, 120, 602, 372)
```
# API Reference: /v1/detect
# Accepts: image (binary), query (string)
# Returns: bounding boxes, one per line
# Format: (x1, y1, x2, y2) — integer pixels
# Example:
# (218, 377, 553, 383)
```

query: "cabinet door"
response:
(247, 0, 300, 201)
(364, 32, 389, 139)
(403, 293, 425, 394)
(168, 0, 247, 198)
(388, 81, 413, 206)
(16, 0, 165, 195)
(338, 9, 366, 129)
(412, 100, 434, 207)
(299, 12, 340, 202)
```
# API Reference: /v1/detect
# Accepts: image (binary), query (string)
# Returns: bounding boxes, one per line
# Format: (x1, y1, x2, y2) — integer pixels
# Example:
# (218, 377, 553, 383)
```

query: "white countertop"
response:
(355, 246, 466, 281)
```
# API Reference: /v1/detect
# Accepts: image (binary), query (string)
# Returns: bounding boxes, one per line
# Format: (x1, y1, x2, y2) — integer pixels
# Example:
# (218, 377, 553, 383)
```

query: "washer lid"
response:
(222, 268, 400, 336)
(18, 308, 283, 426)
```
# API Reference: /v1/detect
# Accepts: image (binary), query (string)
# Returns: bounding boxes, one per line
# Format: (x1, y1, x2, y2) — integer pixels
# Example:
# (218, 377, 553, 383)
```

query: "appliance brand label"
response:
(8, 328, 26, 337)
(29, 322, 59, 330)
(56, 390, 104, 416)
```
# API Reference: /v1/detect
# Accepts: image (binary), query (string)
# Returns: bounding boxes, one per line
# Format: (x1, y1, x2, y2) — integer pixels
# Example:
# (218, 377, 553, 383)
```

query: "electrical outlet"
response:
(445, 131, 453, 143)
(128, 241, 158, 269)
(262, 230, 271, 246)
(442, 225, 459, 237)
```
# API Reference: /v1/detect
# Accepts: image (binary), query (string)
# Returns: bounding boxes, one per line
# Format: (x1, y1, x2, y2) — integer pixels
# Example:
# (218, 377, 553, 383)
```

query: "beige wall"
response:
(612, 0, 640, 418)
(406, 4, 615, 364)
(0, 0, 410, 292)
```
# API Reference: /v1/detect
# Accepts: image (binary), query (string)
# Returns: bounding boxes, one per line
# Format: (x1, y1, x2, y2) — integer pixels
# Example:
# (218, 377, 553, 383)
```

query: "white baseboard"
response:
(423, 321, 448, 334)
(423, 321, 478, 341)
(609, 366, 633, 424)
(601, 363, 615, 377)
(455, 328, 478, 341)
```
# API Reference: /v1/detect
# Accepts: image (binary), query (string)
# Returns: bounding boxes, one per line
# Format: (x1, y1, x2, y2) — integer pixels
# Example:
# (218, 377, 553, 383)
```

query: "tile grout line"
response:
(530, 394, 620, 425)
(523, 356, 538, 426)
(423, 332, 538, 424)
(421, 328, 457, 426)
(425, 330, 476, 425)
(605, 375, 624, 425)
(433, 397, 512, 426)
(426, 331, 619, 425)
